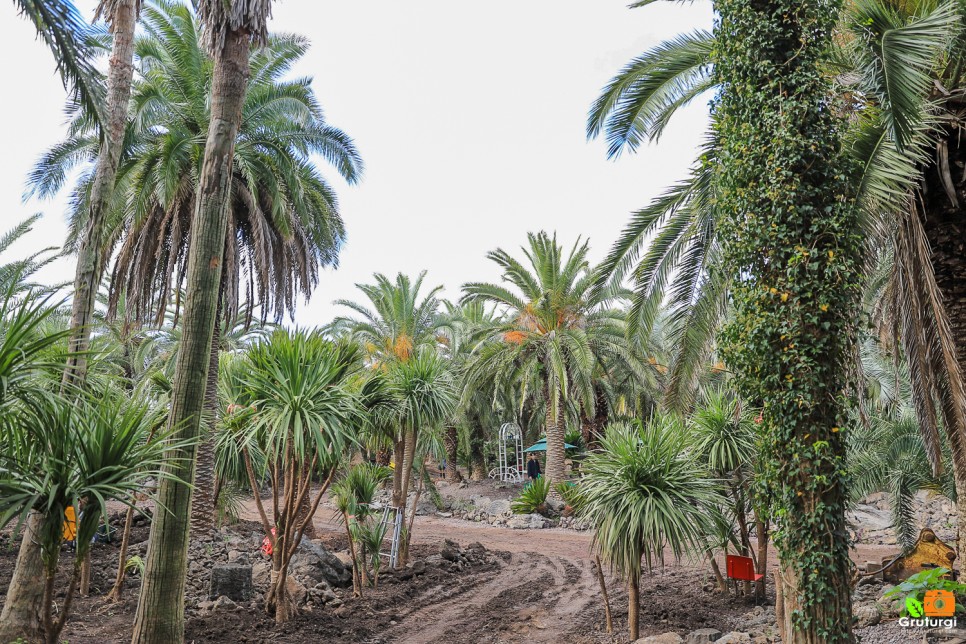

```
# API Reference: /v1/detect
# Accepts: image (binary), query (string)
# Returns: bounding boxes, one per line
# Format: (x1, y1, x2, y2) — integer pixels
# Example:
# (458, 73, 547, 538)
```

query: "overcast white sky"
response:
(0, 0, 712, 325)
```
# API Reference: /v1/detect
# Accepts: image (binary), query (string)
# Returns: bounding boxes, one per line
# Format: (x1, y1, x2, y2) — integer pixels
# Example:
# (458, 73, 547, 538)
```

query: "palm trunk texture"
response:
(544, 388, 567, 485)
(191, 305, 222, 534)
(131, 26, 251, 644)
(63, 0, 138, 387)
(444, 425, 461, 483)
(922, 146, 966, 568)
(0, 514, 45, 643)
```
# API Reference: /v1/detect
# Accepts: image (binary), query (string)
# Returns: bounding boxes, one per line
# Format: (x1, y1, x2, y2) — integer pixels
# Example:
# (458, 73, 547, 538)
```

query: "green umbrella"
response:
(524, 438, 577, 452)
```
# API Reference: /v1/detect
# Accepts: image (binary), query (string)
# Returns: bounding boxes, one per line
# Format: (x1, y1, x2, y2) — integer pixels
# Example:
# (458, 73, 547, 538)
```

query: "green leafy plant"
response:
(0, 394, 183, 644)
(353, 519, 389, 590)
(883, 568, 966, 616)
(512, 476, 551, 515)
(332, 462, 393, 595)
(124, 555, 146, 577)
(571, 418, 724, 639)
(215, 482, 244, 527)
(238, 329, 363, 622)
(555, 481, 579, 506)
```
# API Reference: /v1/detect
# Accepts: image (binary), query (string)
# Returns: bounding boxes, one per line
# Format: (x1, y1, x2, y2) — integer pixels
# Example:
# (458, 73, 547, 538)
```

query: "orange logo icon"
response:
(924, 589, 955, 617)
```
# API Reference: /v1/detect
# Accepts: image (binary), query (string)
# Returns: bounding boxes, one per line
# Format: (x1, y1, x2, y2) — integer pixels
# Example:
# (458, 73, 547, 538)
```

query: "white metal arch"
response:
(491, 422, 524, 483)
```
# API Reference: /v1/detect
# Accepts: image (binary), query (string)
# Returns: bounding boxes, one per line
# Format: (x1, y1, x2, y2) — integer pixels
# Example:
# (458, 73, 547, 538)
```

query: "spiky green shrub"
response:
(332, 462, 394, 594)
(572, 417, 723, 638)
(512, 476, 551, 515)
(353, 519, 389, 589)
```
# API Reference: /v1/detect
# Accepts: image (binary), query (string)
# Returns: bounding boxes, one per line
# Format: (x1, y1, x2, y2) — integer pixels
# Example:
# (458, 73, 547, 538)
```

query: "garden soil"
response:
(0, 494, 900, 644)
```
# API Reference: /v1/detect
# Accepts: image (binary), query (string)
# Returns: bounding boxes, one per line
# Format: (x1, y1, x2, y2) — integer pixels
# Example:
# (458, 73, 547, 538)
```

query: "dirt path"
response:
(239, 498, 900, 643)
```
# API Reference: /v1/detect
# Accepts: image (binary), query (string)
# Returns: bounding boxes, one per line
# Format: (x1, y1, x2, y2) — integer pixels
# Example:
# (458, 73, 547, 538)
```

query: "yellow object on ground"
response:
(63, 505, 77, 541)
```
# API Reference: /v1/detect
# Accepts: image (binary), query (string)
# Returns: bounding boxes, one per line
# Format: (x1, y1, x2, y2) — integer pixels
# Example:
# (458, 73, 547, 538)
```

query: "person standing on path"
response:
(526, 453, 542, 482)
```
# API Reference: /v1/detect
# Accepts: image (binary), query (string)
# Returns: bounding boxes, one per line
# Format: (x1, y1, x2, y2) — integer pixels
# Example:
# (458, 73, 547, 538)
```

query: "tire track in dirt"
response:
(376, 552, 551, 643)
(378, 551, 604, 644)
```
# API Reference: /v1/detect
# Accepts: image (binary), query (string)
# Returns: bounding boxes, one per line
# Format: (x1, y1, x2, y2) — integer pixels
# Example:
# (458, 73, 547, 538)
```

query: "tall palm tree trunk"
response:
(0, 514, 45, 643)
(397, 429, 417, 567)
(627, 573, 640, 640)
(444, 425, 461, 483)
(62, 0, 138, 387)
(3, 3, 139, 638)
(131, 25, 251, 644)
(468, 420, 486, 481)
(191, 302, 222, 534)
(544, 387, 567, 484)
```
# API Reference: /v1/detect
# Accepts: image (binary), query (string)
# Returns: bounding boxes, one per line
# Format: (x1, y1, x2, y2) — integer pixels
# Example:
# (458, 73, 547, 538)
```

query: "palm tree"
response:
(388, 349, 457, 566)
(131, 1, 273, 641)
(589, 1, 963, 415)
(33, 0, 362, 531)
(462, 231, 645, 485)
(332, 271, 451, 524)
(332, 271, 445, 365)
(62, 0, 140, 388)
(438, 300, 502, 482)
(590, 3, 966, 616)
(12, 0, 103, 123)
(572, 417, 723, 640)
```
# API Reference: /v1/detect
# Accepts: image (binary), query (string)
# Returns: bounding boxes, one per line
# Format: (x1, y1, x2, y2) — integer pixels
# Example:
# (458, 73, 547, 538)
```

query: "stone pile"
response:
(125, 526, 352, 614)
(849, 490, 957, 546)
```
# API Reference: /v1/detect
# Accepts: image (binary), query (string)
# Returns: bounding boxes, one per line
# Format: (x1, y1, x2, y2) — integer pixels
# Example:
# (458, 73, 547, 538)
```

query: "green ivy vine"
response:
(712, 0, 861, 640)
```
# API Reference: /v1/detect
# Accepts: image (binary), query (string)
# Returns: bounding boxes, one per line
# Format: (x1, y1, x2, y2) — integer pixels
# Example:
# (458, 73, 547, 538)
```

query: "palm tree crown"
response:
(332, 271, 445, 365)
(30, 0, 363, 326)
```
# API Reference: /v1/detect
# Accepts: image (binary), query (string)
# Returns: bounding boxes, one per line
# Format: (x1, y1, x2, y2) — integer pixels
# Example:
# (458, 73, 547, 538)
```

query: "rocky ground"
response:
(416, 479, 960, 543)
(848, 490, 958, 547)
(0, 480, 962, 643)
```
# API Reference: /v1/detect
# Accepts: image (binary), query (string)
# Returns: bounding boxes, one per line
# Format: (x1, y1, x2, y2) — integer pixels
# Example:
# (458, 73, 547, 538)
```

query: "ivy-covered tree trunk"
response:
(714, 0, 859, 640)
(131, 24, 252, 644)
